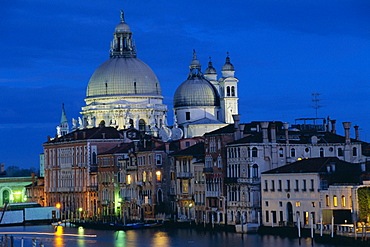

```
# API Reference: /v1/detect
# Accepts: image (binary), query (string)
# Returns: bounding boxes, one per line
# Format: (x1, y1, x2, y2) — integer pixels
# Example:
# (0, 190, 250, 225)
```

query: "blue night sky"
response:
(0, 0, 369, 169)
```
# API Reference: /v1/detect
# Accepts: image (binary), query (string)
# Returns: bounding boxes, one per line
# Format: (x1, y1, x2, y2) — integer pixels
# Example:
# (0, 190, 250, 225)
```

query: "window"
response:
(265, 211, 269, 223)
(279, 148, 284, 157)
(264, 180, 268, 191)
(296, 202, 301, 207)
(310, 179, 315, 191)
(265, 201, 269, 206)
(320, 148, 324, 157)
(353, 147, 358, 157)
(333, 195, 338, 207)
(226, 86, 230, 96)
(295, 180, 299, 191)
(156, 171, 161, 181)
(156, 154, 162, 165)
(278, 180, 282, 191)
(271, 180, 275, 191)
(302, 180, 307, 191)
(291, 148, 296, 157)
(252, 164, 259, 178)
(338, 148, 344, 157)
(185, 141, 190, 147)
(252, 147, 258, 157)
(286, 180, 291, 191)
(231, 86, 235, 96)
(341, 196, 346, 207)
(186, 112, 190, 121)
(127, 175, 132, 185)
(139, 119, 146, 132)
(143, 171, 147, 182)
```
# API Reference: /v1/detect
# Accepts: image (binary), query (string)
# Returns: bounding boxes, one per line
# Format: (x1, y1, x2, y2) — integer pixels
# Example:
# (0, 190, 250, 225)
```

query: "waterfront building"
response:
(170, 142, 205, 222)
(261, 157, 369, 228)
(43, 123, 124, 219)
(0, 176, 34, 206)
(224, 119, 364, 226)
(25, 173, 45, 206)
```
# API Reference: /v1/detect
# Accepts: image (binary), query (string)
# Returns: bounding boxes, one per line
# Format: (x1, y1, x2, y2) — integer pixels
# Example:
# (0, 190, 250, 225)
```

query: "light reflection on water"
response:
(0, 225, 349, 247)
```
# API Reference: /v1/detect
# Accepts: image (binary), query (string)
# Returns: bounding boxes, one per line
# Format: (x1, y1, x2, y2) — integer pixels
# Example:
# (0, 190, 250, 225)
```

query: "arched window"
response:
(139, 119, 146, 132)
(325, 195, 330, 206)
(92, 152, 97, 165)
(320, 148, 324, 157)
(353, 147, 357, 157)
(338, 148, 344, 157)
(333, 195, 338, 207)
(252, 164, 259, 178)
(129, 119, 134, 128)
(226, 86, 230, 96)
(279, 148, 284, 157)
(231, 86, 235, 96)
(2, 190, 10, 204)
(341, 195, 346, 207)
(291, 148, 296, 157)
(252, 147, 258, 157)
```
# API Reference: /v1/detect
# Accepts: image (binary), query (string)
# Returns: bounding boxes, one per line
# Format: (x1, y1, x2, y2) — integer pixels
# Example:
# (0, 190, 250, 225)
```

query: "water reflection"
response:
(54, 226, 64, 247)
(151, 231, 170, 247)
(114, 230, 126, 247)
(77, 227, 86, 247)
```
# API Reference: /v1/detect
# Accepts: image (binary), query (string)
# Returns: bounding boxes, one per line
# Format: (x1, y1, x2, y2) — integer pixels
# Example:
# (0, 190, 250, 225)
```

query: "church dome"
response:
(205, 60, 217, 74)
(115, 22, 130, 32)
(86, 57, 162, 97)
(174, 75, 220, 107)
(222, 56, 234, 71)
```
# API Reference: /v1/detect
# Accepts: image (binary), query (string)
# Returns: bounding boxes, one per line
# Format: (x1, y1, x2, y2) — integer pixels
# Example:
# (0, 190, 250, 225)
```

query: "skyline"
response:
(0, 0, 369, 169)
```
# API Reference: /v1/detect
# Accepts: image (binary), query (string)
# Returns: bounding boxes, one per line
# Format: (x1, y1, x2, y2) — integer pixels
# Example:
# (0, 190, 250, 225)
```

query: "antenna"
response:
(311, 93, 324, 118)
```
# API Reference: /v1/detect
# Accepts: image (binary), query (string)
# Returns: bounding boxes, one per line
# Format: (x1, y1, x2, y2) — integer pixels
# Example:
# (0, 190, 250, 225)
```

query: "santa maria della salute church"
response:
(64, 11, 239, 140)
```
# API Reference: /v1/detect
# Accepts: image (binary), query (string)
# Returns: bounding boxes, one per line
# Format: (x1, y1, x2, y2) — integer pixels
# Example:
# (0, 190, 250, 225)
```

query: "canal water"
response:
(0, 224, 349, 247)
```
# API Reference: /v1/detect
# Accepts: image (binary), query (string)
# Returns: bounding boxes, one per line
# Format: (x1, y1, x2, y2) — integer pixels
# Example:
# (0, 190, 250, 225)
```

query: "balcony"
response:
(126, 165, 137, 171)
(205, 191, 221, 197)
(224, 177, 238, 184)
(203, 167, 213, 173)
(177, 172, 193, 179)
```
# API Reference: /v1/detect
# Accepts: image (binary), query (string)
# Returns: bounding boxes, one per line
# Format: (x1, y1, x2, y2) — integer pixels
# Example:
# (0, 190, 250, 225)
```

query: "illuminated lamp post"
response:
(56, 203, 61, 221)
(78, 207, 83, 221)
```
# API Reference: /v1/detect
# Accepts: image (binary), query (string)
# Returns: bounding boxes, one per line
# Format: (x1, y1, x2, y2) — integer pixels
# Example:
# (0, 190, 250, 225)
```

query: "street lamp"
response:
(56, 203, 61, 221)
(78, 207, 83, 221)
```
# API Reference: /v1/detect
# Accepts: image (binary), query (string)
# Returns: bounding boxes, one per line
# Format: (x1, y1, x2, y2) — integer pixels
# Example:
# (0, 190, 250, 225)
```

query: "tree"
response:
(357, 187, 370, 223)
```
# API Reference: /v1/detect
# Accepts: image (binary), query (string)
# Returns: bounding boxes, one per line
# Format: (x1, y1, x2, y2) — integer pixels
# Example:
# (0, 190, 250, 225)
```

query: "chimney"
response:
(331, 120, 336, 134)
(102, 133, 106, 139)
(261, 122, 269, 144)
(342, 122, 351, 144)
(31, 172, 36, 185)
(232, 115, 241, 140)
(354, 125, 360, 141)
(283, 122, 289, 144)
(326, 116, 331, 132)
(270, 122, 276, 143)
(47, 135, 51, 142)
(165, 142, 170, 154)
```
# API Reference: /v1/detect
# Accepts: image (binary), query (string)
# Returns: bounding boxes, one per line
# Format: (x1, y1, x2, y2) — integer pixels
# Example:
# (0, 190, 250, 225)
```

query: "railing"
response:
(203, 167, 214, 173)
(205, 191, 221, 197)
(177, 172, 193, 178)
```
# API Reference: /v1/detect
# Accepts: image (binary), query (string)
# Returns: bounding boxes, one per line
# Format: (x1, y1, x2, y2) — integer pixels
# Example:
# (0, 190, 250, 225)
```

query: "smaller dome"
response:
(205, 61, 217, 74)
(174, 77, 220, 107)
(115, 22, 131, 33)
(222, 56, 234, 71)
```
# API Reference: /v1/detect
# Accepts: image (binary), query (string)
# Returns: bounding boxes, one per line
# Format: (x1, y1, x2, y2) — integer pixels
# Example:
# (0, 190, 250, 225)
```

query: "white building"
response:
(261, 157, 365, 228)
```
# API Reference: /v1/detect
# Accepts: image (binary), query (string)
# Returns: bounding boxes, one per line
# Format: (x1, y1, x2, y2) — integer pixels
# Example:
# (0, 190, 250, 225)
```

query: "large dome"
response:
(174, 77, 220, 107)
(86, 57, 162, 97)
